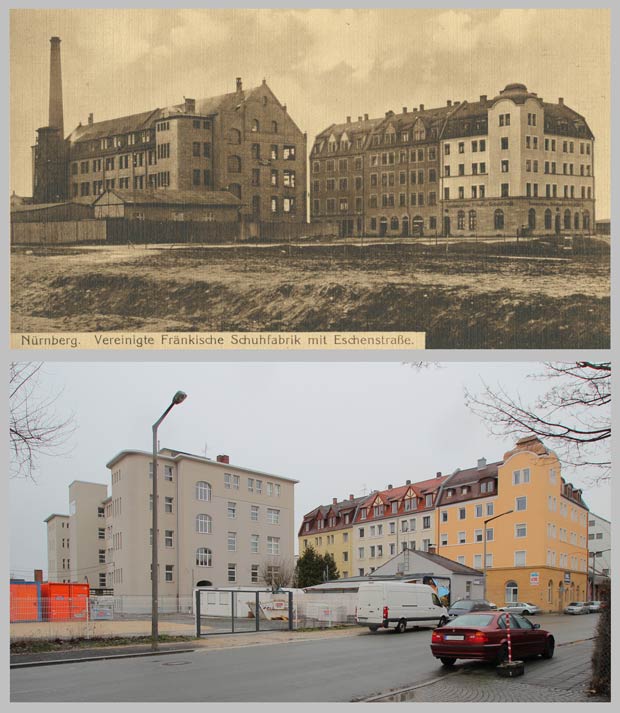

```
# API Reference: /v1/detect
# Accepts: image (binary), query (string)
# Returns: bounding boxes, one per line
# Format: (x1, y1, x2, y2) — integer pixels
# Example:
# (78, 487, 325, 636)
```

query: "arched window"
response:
(229, 183, 242, 199)
(468, 209, 477, 230)
(390, 216, 399, 231)
(494, 209, 504, 230)
(227, 155, 241, 173)
(528, 208, 536, 230)
(457, 210, 465, 230)
(196, 514, 212, 534)
(195, 481, 211, 501)
(229, 128, 241, 145)
(196, 547, 212, 567)
(574, 212, 580, 229)
(583, 210, 590, 230)
(547, 579, 554, 604)
(564, 208, 571, 229)
(505, 580, 518, 603)
(544, 208, 552, 230)
(252, 119, 260, 132)
(271, 121, 278, 133)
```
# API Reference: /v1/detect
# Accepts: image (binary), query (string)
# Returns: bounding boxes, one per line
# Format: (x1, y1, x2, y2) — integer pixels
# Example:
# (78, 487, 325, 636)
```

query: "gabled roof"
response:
(315, 116, 384, 140)
(92, 189, 241, 207)
(409, 549, 483, 576)
(68, 108, 161, 143)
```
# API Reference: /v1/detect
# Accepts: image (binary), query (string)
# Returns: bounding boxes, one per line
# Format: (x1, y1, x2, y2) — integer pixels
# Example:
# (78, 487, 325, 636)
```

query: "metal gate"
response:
(195, 588, 294, 636)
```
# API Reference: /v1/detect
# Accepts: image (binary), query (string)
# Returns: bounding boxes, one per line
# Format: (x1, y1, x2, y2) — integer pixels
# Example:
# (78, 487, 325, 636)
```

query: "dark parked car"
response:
(446, 599, 497, 621)
(430, 611, 555, 667)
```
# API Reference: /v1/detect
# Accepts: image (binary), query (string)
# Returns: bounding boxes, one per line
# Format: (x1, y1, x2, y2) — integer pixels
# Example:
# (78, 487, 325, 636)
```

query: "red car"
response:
(430, 611, 555, 667)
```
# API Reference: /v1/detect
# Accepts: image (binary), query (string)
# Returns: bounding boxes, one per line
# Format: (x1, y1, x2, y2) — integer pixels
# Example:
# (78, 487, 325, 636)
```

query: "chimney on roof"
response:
(558, 97, 564, 105)
(477, 457, 487, 470)
(447, 100, 452, 107)
(387, 484, 393, 490)
(480, 95, 487, 104)
(216, 454, 230, 464)
(358, 115, 363, 122)
(34, 569, 43, 583)
(333, 497, 338, 505)
(184, 97, 195, 113)
(402, 106, 407, 114)
(236, 77, 242, 92)
(364, 113, 369, 121)
(427, 544, 436, 555)
(406, 479, 411, 485)
(48, 36, 64, 137)
(419, 104, 424, 111)
(436, 471, 442, 478)
(88, 113, 93, 125)
(349, 493, 354, 501)
(346, 116, 351, 123)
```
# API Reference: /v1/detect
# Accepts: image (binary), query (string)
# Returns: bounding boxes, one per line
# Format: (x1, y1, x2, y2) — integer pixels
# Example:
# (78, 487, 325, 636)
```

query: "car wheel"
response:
(395, 619, 406, 634)
(522, 610, 530, 615)
(440, 657, 456, 667)
(541, 637, 555, 659)
(368, 625, 379, 632)
(496, 643, 509, 664)
(438, 616, 448, 627)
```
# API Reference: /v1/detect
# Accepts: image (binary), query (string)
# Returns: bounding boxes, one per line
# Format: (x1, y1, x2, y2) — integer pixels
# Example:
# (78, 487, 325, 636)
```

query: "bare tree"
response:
(9, 362, 75, 480)
(259, 557, 297, 591)
(465, 361, 610, 482)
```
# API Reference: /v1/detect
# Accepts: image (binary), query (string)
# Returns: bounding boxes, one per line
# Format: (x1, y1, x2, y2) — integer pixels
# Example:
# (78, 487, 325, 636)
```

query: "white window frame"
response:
(267, 508, 280, 525)
(514, 550, 526, 567)
(227, 531, 237, 552)
(196, 513, 212, 534)
(227, 501, 237, 519)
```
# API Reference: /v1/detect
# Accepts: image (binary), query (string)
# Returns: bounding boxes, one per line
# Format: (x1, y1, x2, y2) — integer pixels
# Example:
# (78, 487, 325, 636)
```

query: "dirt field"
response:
(11, 239, 610, 348)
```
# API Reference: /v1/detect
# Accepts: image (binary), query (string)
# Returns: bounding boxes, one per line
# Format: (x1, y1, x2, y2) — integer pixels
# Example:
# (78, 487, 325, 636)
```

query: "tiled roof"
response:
(94, 189, 241, 207)
(68, 109, 161, 143)
(406, 549, 483, 576)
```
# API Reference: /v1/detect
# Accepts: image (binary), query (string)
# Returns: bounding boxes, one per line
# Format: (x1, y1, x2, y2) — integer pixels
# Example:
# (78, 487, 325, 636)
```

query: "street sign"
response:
(530, 572, 539, 585)
(564, 572, 571, 584)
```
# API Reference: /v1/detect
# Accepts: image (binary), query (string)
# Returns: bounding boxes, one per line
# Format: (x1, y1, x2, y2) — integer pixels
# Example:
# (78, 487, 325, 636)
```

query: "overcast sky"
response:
(10, 7, 610, 217)
(9, 361, 611, 579)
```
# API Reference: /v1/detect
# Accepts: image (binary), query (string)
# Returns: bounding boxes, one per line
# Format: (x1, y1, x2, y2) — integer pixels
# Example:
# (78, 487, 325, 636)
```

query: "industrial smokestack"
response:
(48, 37, 64, 137)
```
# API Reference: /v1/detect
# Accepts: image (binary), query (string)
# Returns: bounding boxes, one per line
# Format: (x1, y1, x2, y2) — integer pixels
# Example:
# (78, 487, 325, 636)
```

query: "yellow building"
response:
(436, 436, 588, 611)
(298, 495, 367, 579)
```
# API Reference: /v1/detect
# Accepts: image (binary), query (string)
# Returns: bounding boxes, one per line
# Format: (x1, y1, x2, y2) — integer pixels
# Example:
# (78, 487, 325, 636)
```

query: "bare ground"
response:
(11, 240, 610, 348)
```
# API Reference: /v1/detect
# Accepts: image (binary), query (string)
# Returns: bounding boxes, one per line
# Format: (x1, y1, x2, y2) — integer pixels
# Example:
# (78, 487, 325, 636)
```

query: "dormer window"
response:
(461, 486, 469, 494)
(391, 501, 398, 514)
(304, 522, 310, 532)
(425, 494, 433, 507)
(374, 505, 384, 517)
(360, 508, 367, 520)
(447, 489, 454, 498)
(316, 519, 324, 530)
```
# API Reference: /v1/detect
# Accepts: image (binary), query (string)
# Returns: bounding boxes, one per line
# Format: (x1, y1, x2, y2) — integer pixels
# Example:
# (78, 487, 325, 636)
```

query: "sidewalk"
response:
(10, 625, 364, 666)
(365, 639, 609, 703)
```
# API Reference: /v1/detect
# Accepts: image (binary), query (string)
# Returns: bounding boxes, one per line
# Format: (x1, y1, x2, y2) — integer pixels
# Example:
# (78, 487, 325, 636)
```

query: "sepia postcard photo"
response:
(9, 8, 610, 349)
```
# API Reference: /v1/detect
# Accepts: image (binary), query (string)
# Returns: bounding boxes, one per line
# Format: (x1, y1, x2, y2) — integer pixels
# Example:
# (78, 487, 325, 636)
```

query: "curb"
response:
(11, 647, 196, 669)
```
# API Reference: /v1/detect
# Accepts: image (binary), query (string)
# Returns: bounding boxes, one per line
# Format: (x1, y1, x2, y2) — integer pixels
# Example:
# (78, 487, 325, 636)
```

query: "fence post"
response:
(195, 589, 201, 638)
(256, 591, 260, 632)
(288, 591, 293, 631)
(231, 591, 235, 634)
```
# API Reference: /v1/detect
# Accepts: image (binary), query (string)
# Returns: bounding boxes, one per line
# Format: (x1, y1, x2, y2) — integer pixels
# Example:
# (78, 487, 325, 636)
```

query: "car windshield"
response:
(450, 601, 471, 610)
(568, 602, 581, 606)
(447, 613, 495, 628)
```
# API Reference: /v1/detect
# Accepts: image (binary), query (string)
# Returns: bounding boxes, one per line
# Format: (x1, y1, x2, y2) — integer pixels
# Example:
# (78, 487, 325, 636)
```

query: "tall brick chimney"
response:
(216, 454, 230, 464)
(48, 37, 64, 137)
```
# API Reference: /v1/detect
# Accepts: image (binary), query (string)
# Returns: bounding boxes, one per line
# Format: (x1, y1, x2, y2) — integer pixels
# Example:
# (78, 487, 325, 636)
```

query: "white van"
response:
(356, 581, 448, 633)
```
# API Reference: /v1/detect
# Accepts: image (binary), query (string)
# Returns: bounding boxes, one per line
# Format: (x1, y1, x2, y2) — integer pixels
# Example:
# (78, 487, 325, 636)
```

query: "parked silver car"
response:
(500, 602, 540, 615)
(564, 601, 589, 615)
(584, 600, 602, 613)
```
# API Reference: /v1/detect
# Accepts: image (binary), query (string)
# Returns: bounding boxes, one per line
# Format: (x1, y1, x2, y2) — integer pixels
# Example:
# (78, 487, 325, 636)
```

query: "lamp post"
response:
(483, 509, 513, 601)
(151, 390, 187, 650)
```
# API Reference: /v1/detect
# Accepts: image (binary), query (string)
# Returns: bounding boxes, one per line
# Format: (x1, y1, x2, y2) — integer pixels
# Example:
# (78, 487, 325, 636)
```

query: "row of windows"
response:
(71, 151, 157, 176)
(195, 538, 281, 568)
(444, 162, 486, 177)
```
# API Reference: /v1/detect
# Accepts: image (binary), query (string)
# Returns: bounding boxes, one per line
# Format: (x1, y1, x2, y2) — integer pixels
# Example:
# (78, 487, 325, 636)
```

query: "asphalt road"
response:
(11, 614, 598, 702)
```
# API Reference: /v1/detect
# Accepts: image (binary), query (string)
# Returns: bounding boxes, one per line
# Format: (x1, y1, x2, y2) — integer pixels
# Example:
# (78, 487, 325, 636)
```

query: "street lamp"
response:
(151, 390, 187, 650)
(483, 509, 513, 601)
